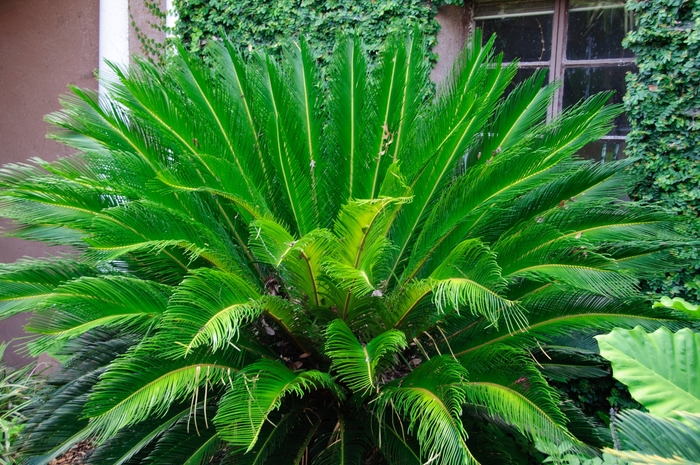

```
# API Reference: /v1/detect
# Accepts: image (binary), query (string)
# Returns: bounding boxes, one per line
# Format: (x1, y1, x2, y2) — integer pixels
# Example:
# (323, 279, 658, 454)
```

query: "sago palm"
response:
(0, 31, 689, 464)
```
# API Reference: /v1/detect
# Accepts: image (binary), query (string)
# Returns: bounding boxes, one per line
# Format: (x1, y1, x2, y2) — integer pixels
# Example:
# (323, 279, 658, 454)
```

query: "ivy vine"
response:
(171, 0, 447, 68)
(624, 0, 700, 301)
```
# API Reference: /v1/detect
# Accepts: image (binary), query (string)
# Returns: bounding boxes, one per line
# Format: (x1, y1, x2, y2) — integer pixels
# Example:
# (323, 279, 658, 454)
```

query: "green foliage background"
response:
(172, 0, 454, 66)
(624, 0, 700, 301)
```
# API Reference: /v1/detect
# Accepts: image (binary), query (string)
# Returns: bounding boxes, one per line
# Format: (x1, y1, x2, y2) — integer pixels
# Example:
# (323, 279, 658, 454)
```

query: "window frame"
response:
(470, 0, 636, 143)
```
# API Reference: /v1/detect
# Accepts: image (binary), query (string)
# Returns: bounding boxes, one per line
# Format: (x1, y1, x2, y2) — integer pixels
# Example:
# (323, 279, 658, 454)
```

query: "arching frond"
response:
(214, 359, 341, 449)
(26, 276, 171, 354)
(605, 410, 700, 464)
(376, 356, 475, 465)
(325, 319, 407, 395)
(460, 348, 578, 450)
(155, 268, 261, 357)
(386, 31, 515, 288)
(477, 70, 556, 168)
(85, 343, 254, 441)
(328, 198, 410, 300)
(0, 258, 93, 321)
(444, 288, 689, 358)
(86, 403, 192, 465)
(430, 239, 526, 330)
(227, 404, 319, 465)
(141, 404, 222, 465)
(249, 219, 334, 305)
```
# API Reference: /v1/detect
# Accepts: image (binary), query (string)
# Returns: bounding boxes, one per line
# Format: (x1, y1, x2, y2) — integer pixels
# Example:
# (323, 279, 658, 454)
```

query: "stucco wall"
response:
(0, 0, 99, 365)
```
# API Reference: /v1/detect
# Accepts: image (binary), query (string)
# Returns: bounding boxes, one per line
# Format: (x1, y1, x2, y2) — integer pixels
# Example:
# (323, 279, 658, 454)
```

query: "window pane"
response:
(567, 1, 635, 60)
(475, 1, 554, 62)
(507, 67, 549, 93)
(576, 139, 627, 162)
(563, 66, 635, 135)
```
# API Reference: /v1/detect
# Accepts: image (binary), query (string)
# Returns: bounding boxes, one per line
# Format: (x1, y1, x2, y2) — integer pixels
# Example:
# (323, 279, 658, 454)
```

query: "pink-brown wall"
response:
(0, 0, 99, 365)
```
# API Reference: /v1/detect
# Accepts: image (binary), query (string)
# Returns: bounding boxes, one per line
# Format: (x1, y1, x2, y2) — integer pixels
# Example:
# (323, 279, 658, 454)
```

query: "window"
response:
(473, 0, 635, 161)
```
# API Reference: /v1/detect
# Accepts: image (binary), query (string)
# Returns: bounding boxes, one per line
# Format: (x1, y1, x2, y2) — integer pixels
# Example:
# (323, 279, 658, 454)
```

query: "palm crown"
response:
(0, 31, 688, 464)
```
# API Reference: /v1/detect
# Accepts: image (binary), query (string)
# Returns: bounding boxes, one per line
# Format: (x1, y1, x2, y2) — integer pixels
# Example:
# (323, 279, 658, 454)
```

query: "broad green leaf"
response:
(654, 297, 699, 318)
(596, 327, 700, 418)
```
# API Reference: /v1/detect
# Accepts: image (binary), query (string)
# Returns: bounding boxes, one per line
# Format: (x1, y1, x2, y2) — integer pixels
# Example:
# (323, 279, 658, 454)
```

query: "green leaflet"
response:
(156, 268, 262, 356)
(325, 319, 407, 395)
(214, 359, 341, 450)
(376, 356, 475, 465)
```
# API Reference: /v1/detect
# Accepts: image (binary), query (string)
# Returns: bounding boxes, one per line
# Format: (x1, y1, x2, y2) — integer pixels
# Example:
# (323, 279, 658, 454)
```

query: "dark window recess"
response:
(563, 66, 635, 136)
(477, 15, 554, 62)
(567, 0, 634, 60)
(576, 139, 627, 163)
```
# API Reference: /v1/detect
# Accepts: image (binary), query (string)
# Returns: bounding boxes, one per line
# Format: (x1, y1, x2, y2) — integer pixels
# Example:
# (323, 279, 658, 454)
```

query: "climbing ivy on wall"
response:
(171, 0, 447, 67)
(624, 0, 700, 301)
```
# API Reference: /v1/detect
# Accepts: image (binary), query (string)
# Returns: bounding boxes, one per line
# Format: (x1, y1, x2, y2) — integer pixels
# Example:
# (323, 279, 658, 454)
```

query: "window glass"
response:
(563, 66, 635, 135)
(576, 139, 627, 162)
(475, 0, 555, 62)
(507, 67, 549, 93)
(567, 0, 634, 60)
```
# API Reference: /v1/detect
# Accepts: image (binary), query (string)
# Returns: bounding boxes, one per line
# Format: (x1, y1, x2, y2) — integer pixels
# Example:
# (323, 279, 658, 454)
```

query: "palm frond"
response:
(311, 412, 370, 465)
(0, 259, 93, 321)
(249, 219, 334, 306)
(155, 268, 261, 357)
(322, 35, 371, 214)
(248, 51, 318, 235)
(325, 319, 407, 395)
(85, 199, 250, 278)
(84, 343, 254, 441)
(370, 419, 421, 465)
(171, 42, 267, 213)
(377, 356, 474, 465)
(606, 410, 700, 464)
(384, 279, 434, 337)
(86, 403, 191, 465)
(444, 289, 689, 358)
(477, 70, 556, 168)
(214, 359, 341, 449)
(327, 198, 410, 317)
(460, 347, 578, 450)
(228, 404, 318, 465)
(142, 404, 222, 465)
(385, 32, 515, 287)
(430, 239, 526, 330)
(26, 276, 171, 354)
(367, 28, 432, 199)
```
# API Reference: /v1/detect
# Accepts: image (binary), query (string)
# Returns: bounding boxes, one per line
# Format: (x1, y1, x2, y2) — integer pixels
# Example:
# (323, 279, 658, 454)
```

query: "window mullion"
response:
(550, 0, 569, 114)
